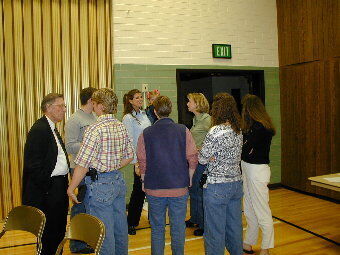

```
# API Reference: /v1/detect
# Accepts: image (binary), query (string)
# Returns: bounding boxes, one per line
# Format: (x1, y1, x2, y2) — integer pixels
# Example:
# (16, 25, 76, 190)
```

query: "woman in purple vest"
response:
(136, 96, 198, 255)
(199, 93, 243, 255)
(122, 89, 151, 235)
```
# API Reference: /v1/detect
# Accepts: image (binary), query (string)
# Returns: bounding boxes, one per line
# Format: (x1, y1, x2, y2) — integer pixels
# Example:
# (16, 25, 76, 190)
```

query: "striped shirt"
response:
(75, 114, 134, 172)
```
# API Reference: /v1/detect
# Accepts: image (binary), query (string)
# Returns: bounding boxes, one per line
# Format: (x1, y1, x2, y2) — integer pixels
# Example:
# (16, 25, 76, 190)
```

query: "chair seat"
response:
(55, 213, 105, 255)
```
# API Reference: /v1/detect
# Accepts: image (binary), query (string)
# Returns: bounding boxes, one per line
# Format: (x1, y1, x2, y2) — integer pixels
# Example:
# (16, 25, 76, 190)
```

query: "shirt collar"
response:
(195, 112, 207, 120)
(79, 108, 95, 116)
(45, 115, 55, 131)
(154, 117, 173, 124)
(97, 114, 116, 121)
(194, 112, 208, 122)
(131, 110, 146, 117)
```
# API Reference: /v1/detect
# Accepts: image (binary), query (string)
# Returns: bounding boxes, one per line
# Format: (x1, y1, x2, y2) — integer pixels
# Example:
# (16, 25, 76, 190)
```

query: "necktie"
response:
(54, 128, 70, 168)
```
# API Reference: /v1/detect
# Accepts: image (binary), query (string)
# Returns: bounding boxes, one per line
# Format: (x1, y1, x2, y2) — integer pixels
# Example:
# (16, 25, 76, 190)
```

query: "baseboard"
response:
(268, 183, 282, 190)
(280, 184, 340, 204)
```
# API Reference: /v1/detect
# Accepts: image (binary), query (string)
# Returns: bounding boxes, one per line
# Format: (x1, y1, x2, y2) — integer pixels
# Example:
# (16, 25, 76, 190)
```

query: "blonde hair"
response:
(92, 88, 118, 114)
(187, 93, 210, 113)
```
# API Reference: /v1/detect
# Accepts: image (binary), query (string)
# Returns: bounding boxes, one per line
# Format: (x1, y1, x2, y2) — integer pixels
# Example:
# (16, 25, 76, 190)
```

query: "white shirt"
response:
(46, 116, 69, 177)
(122, 110, 151, 164)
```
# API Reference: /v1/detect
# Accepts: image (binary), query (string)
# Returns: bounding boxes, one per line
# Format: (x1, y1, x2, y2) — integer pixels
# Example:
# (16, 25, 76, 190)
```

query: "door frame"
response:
(176, 69, 265, 125)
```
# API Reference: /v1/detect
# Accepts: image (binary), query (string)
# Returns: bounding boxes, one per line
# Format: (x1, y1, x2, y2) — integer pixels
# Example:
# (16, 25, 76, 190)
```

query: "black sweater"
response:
(241, 121, 273, 164)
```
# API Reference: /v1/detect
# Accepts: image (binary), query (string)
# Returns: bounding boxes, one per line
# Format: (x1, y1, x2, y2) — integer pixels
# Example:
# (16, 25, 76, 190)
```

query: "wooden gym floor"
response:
(0, 188, 339, 254)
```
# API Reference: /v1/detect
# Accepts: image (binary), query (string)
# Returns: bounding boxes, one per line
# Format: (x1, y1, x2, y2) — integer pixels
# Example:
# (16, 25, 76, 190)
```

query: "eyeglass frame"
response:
(49, 104, 67, 108)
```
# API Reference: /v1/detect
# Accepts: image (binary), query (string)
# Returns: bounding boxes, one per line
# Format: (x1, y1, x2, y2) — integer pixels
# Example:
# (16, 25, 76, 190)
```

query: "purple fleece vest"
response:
(143, 118, 189, 189)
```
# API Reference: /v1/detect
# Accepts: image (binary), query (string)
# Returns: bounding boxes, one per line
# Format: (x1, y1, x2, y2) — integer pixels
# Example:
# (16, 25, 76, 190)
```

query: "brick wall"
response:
(113, 0, 278, 66)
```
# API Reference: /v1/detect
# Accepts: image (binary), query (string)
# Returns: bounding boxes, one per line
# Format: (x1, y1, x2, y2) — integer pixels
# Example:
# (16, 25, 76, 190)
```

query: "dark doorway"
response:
(177, 69, 265, 128)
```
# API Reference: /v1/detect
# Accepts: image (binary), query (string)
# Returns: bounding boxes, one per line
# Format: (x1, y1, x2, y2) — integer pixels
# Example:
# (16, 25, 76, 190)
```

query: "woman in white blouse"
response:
(122, 89, 151, 235)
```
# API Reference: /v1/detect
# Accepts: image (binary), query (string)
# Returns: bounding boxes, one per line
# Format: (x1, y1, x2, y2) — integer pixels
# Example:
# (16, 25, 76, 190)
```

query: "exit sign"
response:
(212, 44, 232, 59)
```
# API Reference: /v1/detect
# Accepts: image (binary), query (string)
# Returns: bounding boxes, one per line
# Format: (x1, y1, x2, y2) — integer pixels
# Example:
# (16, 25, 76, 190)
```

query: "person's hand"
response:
(67, 187, 80, 204)
(135, 163, 141, 176)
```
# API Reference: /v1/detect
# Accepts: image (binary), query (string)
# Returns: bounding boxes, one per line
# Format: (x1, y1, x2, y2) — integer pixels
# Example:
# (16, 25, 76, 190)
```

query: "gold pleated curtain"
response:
(0, 0, 113, 219)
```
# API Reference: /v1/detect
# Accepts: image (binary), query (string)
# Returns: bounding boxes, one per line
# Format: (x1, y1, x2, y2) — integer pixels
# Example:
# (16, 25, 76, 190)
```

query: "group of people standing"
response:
(184, 93, 276, 255)
(22, 86, 275, 255)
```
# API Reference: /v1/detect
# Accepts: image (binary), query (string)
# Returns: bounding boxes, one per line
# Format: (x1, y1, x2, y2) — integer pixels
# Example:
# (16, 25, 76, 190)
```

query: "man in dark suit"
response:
(22, 93, 69, 255)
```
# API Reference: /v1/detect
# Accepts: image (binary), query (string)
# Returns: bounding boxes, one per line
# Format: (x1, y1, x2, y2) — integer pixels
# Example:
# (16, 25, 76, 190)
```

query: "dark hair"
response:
(210, 93, 241, 134)
(123, 89, 141, 116)
(91, 88, 118, 114)
(153, 96, 172, 118)
(41, 93, 64, 112)
(80, 87, 97, 105)
(241, 94, 276, 135)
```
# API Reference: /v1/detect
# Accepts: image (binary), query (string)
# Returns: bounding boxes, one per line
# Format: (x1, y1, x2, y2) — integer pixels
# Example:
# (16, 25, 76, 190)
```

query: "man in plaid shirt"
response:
(68, 88, 134, 255)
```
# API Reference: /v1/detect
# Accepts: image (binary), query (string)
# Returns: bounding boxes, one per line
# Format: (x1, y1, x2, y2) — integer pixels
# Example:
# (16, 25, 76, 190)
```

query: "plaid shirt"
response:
(75, 114, 134, 172)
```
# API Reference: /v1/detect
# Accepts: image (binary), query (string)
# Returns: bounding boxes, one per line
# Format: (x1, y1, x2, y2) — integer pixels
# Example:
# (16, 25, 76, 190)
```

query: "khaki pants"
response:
(242, 160, 274, 249)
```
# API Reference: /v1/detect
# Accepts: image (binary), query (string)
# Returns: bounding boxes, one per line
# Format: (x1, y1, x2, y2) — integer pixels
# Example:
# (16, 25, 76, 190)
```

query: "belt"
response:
(85, 169, 119, 176)
(51, 174, 68, 178)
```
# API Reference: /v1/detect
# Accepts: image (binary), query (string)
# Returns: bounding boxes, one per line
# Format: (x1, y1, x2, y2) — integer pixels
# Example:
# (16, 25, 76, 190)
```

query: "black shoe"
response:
(185, 220, 196, 228)
(243, 248, 255, 254)
(128, 225, 136, 235)
(193, 228, 204, 236)
(73, 247, 95, 254)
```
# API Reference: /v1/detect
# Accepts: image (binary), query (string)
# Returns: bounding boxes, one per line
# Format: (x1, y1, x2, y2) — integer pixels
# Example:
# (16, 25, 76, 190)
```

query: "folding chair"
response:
(0, 205, 46, 255)
(55, 213, 105, 255)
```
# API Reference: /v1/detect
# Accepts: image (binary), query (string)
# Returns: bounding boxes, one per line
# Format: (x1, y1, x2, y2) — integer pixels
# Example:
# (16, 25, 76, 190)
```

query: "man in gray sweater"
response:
(65, 87, 97, 254)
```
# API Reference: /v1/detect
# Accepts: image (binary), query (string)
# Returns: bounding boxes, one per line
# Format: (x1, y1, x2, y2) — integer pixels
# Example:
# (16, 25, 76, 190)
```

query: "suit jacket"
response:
(22, 116, 60, 208)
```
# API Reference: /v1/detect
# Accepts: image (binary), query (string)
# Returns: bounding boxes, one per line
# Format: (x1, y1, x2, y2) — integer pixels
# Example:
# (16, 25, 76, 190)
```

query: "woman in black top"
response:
(241, 95, 276, 255)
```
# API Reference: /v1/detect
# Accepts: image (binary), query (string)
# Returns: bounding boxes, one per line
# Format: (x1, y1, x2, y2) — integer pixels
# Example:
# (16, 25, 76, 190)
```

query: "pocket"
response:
(209, 183, 228, 199)
(92, 181, 116, 204)
(233, 181, 244, 200)
(120, 178, 127, 196)
(76, 184, 87, 202)
(254, 165, 271, 183)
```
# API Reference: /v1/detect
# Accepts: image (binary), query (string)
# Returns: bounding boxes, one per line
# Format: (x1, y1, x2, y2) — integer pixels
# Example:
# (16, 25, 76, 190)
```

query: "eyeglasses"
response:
(50, 104, 67, 108)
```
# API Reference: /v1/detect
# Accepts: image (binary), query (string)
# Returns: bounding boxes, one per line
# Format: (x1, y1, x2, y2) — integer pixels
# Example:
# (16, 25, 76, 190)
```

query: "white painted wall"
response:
(114, 0, 278, 67)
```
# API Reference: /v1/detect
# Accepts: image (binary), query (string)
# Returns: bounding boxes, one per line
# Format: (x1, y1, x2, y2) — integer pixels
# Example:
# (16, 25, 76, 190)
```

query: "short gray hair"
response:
(41, 93, 64, 112)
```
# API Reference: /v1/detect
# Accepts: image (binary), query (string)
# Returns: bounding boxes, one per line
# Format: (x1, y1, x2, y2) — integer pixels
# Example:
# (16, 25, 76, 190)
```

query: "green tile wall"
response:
(114, 64, 281, 202)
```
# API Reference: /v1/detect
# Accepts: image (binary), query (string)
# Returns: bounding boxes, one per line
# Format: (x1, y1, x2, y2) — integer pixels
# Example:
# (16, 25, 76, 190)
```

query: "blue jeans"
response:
(146, 193, 189, 255)
(188, 163, 206, 228)
(70, 179, 87, 252)
(84, 171, 128, 255)
(203, 181, 243, 255)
